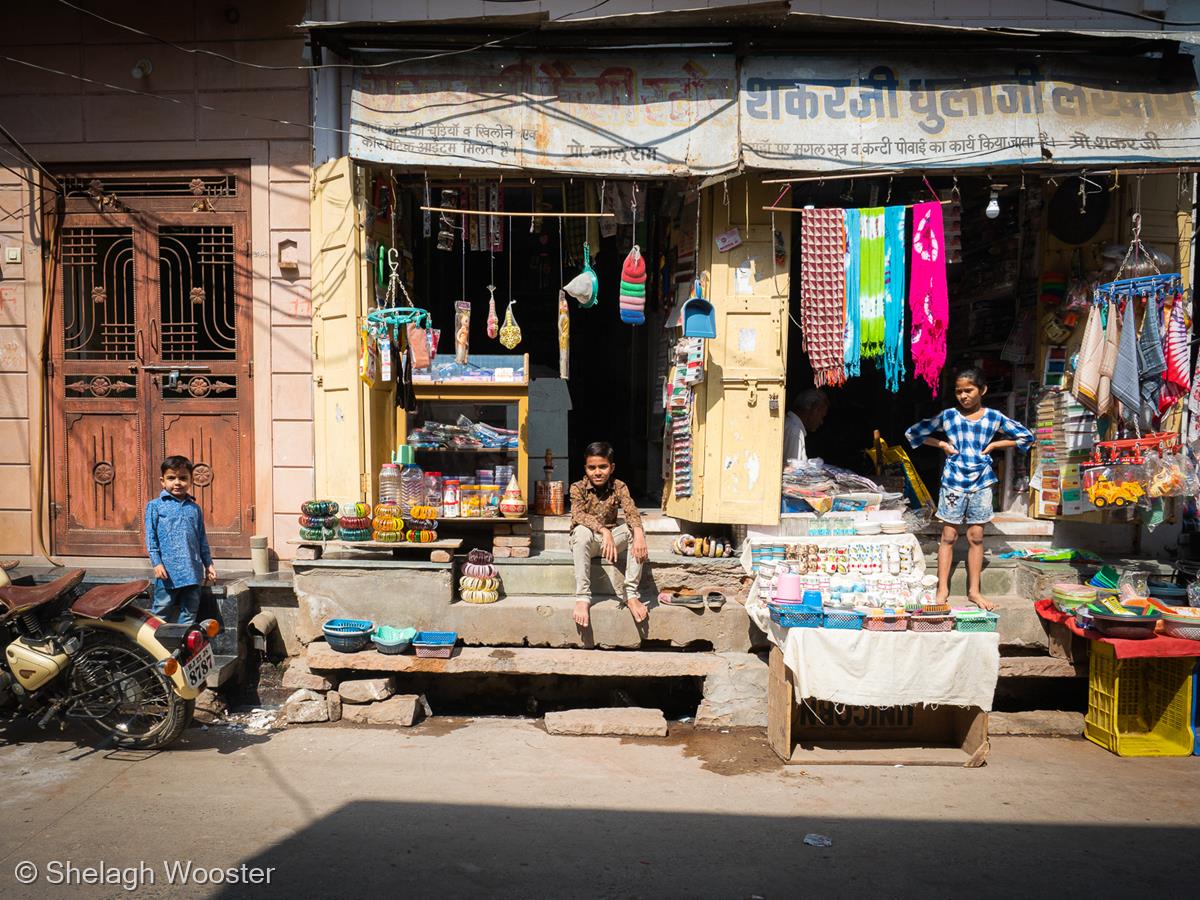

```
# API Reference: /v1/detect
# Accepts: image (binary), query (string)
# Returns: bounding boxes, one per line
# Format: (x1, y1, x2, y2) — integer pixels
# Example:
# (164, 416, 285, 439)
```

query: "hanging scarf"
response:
(843, 208, 862, 379)
(1137, 292, 1167, 429)
(1187, 344, 1200, 444)
(1097, 300, 1120, 417)
(882, 205, 907, 393)
(908, 201, 948, 396)
(799, 208, 847, 387)
(1073, 302, 1104, 413)
(1159, 293, 1190, 414)
(1111, 298, 1140, 424)
(859, 208, 886, 360)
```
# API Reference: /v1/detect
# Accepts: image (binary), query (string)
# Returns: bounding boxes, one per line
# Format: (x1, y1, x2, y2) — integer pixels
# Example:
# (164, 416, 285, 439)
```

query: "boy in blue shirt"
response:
(145, 455, 216, 625)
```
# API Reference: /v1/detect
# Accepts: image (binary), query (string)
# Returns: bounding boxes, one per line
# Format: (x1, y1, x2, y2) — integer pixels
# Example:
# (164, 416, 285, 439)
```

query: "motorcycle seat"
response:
(71, 580, 151, 619)
(0, 569, 86, 618)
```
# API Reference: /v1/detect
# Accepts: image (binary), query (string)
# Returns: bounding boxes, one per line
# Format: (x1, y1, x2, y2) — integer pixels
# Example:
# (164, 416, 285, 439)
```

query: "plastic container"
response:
(768, 605, 822, 628)
(480, 484, 501, 518)
(378, 464, 402, 505)
(460, 484, 482, 518)
(322, 618, 374, 653)
(400, 460, 425, 518)
(909, 612, 954, 633)
(954, 610, 999, 632)
(863, 610, 908, 632)
(372, 625, 417, 655)
(442, 479, 461, 518)
(423, 471, 443, 517)
(1084, 641, 1195, 757)
(413, 631, 458, 658)
(1149, 580, 1188, 606)
(823, 608, 864, 630)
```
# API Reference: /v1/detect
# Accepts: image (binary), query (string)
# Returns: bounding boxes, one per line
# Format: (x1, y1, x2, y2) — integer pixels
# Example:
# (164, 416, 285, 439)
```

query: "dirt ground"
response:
(0, 716, 1196, 899)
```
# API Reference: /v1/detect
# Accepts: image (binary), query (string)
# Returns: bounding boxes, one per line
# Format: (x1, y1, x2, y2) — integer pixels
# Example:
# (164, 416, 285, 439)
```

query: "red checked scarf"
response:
(800, 209, 847, 386)
(909, 201, 949, 396)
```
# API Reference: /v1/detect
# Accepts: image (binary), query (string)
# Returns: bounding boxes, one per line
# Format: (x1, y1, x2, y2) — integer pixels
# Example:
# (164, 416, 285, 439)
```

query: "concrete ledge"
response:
(998, 656, 1084, 678)
(306, 644, 725, 677)
(989, 711, 1084, 736)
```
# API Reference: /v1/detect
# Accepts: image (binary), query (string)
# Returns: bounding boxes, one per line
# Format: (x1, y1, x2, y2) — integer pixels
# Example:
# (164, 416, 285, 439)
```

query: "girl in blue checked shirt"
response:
(906, 368, 1033, 610)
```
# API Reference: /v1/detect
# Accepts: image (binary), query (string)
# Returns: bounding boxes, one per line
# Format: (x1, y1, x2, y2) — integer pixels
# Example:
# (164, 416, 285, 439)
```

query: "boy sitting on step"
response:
(569, 442, 649, 628)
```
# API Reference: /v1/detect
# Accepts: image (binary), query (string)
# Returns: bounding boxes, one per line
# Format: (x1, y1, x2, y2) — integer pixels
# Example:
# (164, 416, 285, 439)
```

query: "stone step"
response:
(979, 594, 1048, 650)
(997, 655, 1083, 678)
(306, 643, 727, 677)
(494, 551, 745, 597)
(988, 711, 1085, 736)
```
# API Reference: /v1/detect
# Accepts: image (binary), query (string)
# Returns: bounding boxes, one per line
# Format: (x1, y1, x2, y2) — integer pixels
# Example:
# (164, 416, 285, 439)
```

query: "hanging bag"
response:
(563, 242, 599, 308)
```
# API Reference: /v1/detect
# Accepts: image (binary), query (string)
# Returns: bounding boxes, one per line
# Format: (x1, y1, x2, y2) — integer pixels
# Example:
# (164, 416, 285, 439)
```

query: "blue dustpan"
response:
(682, 279, 715, 339)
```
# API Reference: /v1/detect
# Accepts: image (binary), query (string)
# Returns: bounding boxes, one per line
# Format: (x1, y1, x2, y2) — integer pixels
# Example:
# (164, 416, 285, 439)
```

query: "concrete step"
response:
(949, 594, 1048, 650)
(988, 711, 1084, 736)
(494, 551, 745, 597)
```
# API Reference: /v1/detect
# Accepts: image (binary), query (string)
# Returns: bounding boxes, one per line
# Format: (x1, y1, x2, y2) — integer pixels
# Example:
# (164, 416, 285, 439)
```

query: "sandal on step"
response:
(705, 590, 728, 611)
(657, 591, 705, 608)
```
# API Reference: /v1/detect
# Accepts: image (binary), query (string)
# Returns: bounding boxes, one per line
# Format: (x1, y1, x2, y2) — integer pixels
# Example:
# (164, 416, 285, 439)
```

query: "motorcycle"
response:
(0, 567, 219, 749)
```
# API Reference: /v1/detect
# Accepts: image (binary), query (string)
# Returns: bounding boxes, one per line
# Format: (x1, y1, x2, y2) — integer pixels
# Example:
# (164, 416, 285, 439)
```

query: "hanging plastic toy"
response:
(486, 284, 499, 339)
(499, 300, 522, 349)
(563, 242, 599, 308)
(618, 245, 646, 325)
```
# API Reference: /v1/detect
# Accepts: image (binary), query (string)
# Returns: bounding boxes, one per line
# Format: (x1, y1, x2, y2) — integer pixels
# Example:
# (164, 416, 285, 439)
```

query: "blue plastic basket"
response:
(768, 605, 822, 628)
(413, 631, 458, 658)
(822, 608, 864, 630)
(322, 618, 374, 653)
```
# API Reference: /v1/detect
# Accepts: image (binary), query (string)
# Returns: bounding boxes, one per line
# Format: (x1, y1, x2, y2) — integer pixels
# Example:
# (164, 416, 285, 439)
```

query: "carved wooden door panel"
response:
(49, 168, 254, 557)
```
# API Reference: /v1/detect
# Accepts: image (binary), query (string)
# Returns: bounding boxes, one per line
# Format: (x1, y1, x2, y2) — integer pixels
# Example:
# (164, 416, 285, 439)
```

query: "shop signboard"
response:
(350, 52, 738, 176)
(740, 54, 1200, 171)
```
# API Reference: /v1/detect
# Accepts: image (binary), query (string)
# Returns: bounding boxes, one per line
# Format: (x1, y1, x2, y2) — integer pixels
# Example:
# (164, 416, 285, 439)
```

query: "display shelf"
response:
(413, 448, 519, 454)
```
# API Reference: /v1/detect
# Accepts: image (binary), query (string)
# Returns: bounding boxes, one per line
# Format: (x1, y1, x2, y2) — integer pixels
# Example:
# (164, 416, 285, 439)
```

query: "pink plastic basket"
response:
(909, 613, 953, 633)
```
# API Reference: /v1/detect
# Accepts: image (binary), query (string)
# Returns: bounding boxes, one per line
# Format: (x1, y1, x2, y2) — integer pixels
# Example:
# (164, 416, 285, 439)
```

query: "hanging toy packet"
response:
(619, 244, 646, 325)
(454, 301, 471, 365)
(358, 323, 378, 387)
(499, 300, 522, 350)
(558, 290, 570, 379)
(486, 284, 499, 339)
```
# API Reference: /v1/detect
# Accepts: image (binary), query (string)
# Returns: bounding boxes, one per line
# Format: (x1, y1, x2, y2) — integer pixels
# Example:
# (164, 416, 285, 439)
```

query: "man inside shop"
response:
(784, 389, 830, 464)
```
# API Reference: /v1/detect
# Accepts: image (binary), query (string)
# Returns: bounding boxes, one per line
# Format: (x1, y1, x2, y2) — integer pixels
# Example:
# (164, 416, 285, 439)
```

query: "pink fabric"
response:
(1159, 295, 1190, 414)
(908, 202, 948, 396)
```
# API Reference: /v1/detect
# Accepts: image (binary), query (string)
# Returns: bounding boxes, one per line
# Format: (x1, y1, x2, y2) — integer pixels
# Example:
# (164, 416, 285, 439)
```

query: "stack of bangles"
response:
(298, 510, 338, 541)
(460, 560, 500, 603)
(372, 503, 402, 542)
(338, 514, 372, 542)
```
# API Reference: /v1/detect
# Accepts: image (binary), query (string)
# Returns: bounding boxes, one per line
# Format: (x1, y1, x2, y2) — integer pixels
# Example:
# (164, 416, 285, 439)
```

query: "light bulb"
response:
(131, 58, 153, 79)
(985, 191, 1000, 219)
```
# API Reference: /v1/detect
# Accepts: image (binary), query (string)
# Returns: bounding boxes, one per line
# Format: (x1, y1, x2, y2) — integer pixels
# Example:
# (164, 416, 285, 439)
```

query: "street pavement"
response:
(0, 716, 1196, 899)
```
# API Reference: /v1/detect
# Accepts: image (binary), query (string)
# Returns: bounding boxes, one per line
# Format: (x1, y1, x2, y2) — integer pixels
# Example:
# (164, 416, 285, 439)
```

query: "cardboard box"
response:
(767, 646, 989, 767)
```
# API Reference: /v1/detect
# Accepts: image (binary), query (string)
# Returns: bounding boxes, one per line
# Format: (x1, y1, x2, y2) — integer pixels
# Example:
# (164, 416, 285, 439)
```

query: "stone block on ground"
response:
(988, 711, 1084, 736)
(285, 688, 330, 724)
(509, 547, 531, 558)
(696, 652, 769, 728)
(366, 695, 424, 726)
(282, 657, 334, 691)
(193, 688, 227, 725)
(326, 690, 342, 722)
(492, 546, 512, 558)
(544, 707, 668, 737)
(337, 676, 396, 704)
(341, 703, 372, 724)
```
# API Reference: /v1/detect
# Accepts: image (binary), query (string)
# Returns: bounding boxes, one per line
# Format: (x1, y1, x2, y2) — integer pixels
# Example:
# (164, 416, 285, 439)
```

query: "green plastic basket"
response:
(954, 611, 999, 633)
(372, 625, 417, 655)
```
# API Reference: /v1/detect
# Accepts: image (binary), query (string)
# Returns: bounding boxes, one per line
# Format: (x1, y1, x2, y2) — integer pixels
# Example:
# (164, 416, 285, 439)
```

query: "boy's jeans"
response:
(570, 524, 643, 602)
(151, 580, 202, 626)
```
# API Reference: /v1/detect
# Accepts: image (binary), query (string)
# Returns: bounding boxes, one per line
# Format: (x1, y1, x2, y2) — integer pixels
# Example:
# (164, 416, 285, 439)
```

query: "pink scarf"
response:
(909, 201, 948, 396)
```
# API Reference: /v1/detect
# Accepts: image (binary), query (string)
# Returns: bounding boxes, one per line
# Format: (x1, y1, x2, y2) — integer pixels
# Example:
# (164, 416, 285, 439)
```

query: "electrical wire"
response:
(54, 0, 613, 71)
(1047, 0, 1200, 27)
(0, 122, 63, 191)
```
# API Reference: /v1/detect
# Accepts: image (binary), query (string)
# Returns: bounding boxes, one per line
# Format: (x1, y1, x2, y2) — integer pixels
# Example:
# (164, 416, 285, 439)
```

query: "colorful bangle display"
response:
(301, 500, 340, 517)
(338, 528, 372, 542)
(372, 530, 402, 543)
(299, 525, 337, 541)
(339, 516, 372, 530)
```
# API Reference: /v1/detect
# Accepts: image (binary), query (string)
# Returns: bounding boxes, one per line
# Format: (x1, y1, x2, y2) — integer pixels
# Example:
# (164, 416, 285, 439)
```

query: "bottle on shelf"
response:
(378, 463, 401, 505)
(424, 471, 443, 517)
(397, 445, 425, 519)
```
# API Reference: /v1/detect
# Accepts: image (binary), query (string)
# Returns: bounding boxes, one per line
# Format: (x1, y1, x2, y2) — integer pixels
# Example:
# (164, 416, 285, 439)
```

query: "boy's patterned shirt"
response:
(906, 408, 1034, 493)
(145, 491, 212, 589)
(569, 478, 643, 533)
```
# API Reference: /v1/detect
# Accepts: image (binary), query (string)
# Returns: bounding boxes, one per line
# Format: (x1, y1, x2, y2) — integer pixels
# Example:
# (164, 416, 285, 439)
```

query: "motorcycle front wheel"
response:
(70, 632, 194, 749)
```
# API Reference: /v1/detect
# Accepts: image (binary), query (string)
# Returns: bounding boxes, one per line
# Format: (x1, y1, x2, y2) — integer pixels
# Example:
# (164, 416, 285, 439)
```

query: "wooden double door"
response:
(48, 166, 255, 557)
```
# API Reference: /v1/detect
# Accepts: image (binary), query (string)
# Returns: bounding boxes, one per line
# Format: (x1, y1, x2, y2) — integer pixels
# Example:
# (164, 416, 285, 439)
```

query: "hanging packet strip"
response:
(558, 291, 570, 380)
(908, 201, 948, 396)
(858, 207, 886, 360)
(1137, 291, 1167, 426)
(843, 208, 862, 379)
(882, 205, 907, 393)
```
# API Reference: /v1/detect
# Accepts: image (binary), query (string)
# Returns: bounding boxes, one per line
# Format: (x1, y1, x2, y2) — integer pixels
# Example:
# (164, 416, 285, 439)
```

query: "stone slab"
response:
(327, 691, 342, 722)
(305, 644, 725, 678)
(494, 553, 749, 599)
(696, 652, 768, 728)
(998, 656, 1084, 678)
(337, 676, 396, 703)
(988, 711, 1084, 736)
(544, 707, 668, 737)
(366, 695, 422, 726)
(292, 565, 455, 644)
(284, 689, 329, 724)
(509, 547, 530, 558)
(281, 658, 333, 691)
(494, 535, 532, 547)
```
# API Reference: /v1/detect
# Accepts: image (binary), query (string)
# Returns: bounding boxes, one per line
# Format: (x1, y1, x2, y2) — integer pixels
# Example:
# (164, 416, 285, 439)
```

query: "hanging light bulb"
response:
(985, 189, 1000, 219)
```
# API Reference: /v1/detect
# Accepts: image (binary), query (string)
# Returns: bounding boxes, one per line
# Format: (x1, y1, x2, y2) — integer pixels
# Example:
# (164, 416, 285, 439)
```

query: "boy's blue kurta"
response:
(145, 491, 212, 588)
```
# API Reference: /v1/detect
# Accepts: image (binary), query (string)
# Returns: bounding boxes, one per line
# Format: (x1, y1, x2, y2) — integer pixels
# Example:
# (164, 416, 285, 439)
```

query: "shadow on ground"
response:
(220, 800, 1197, 898)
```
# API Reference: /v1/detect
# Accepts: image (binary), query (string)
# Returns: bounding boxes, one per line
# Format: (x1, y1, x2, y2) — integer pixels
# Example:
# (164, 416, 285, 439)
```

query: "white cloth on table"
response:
(747, 600, 999, 710)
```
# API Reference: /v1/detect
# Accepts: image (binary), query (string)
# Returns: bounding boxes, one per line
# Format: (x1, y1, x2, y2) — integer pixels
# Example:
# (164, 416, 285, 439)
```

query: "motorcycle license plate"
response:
(182, 644, 215, 689)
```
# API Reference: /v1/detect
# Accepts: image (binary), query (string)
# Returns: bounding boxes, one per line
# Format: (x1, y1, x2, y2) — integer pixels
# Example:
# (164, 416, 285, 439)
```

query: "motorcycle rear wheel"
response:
(70, 632, 194, 749)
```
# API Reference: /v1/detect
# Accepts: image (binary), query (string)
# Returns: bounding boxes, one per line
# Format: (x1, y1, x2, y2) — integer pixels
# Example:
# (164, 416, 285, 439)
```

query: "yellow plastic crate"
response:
(1085, 641, 1196, 757)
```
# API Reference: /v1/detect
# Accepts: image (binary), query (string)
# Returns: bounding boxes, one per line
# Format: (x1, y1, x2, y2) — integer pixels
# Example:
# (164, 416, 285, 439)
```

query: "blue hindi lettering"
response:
(45, 860, 155, 891)
(162, 860, 276, 885)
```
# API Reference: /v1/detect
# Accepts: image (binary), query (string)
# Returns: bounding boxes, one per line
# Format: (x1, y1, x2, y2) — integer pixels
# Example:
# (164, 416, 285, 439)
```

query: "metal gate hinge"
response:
(50, 502, 61, 518)
(248, 505, 255, 523)
(248, 360, 254, 378)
